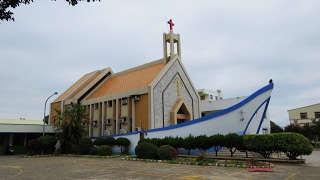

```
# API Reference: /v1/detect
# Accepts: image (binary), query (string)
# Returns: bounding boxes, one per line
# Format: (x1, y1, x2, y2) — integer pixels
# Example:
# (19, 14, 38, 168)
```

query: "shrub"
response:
(196, 152, 206, 162)
(160, 137, 170, 147)
(105, 137, 115, 146)
(94, 138, 106, 146)
(38, 135, 56, 154)
(89, 146, 98, 155)
(78, 137, 94, 155)
(274, 132, 313, 160)
(26, 139, 42, 154)
(135, 142, 158, 159)
(97, 145, 112, 156)
(157, 145, 176, 160)
(150, 138, 162, 147)
(138, 138, 151, 144)
(115, 137, 130, 154)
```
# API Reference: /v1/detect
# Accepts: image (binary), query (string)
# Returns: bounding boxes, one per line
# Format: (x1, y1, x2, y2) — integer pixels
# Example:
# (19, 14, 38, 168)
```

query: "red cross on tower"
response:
(167, 19, 174, 31)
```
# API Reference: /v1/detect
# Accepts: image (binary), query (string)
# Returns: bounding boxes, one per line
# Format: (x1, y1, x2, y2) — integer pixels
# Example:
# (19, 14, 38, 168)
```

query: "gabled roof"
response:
(287, 103, 320, 111)
(53, 68, 112, 103)
(87, 60, 165, 99)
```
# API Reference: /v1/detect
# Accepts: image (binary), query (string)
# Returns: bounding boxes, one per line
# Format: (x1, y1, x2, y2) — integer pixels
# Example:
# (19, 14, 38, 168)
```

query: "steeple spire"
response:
(163, 19, 181, 64)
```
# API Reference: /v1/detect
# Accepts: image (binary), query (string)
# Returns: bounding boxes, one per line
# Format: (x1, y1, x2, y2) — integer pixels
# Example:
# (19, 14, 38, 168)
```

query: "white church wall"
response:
(153, 59, 200, 128)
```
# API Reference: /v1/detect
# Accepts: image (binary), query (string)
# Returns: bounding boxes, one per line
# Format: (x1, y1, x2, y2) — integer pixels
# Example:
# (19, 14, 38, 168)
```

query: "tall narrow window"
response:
(108, 101, 112, 107)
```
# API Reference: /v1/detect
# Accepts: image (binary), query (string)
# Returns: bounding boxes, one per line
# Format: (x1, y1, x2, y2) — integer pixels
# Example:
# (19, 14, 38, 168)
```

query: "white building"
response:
(197, 89, 271, 134)
(0, 118, 56, 155)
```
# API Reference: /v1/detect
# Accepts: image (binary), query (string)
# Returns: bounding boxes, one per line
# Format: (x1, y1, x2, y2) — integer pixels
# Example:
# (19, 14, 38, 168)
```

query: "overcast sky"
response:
(1, 1, 319, 127)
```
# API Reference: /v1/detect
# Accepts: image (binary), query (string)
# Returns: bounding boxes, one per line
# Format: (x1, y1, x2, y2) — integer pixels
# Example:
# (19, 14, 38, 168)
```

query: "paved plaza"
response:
(1, 151, 320, 180)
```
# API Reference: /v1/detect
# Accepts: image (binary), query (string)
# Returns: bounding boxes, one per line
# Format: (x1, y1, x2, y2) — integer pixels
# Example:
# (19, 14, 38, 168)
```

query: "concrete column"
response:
(170, 31, 174, 58)
(101, 102, 105, 136)
(116, 99, 119, 134)
(9, 133, 13, 146)
(131, 98, 135, 132)
(24, 133, 27, 146)
(163, 33, 168, 64)
(177, 34, 181, 58)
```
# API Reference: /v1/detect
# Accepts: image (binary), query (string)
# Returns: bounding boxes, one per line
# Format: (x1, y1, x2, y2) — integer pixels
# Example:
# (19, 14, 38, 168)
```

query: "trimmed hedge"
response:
(135, 142, 158, 159)
(97, 145, 112, 156)
(94, 138, 106, 146)
(105, 137, 115, 146)
(78, 137, 94, 155)
(89, 146, 98, 155)
(157, 145, 175, 160)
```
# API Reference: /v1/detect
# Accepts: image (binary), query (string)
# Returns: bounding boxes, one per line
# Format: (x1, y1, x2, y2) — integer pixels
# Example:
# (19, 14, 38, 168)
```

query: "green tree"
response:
(234, 135, 249, 158)
(210, 134, 225, 156)
(301, 123, 312, 142)
(115, 137, 130, 154)
(181, 134, 196, 155)
(243, 134, 274, 158)
(310, 120, 320, 145)
(194, 135, 212, 152)
(224, 133, 238, 157)
(270, 121, 283, 133)
(273, 132, 313, 160)
(0, 0, 100, 22)
(53, 102, 89, 154)
(284, 124, 302, 134)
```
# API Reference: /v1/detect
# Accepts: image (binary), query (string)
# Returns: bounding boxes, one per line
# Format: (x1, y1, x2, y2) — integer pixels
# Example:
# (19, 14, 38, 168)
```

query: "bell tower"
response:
(163, 19, 181, 64)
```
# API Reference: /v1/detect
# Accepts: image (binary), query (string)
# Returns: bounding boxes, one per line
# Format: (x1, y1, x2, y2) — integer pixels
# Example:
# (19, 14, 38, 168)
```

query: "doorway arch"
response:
(170, 98, 192, 125)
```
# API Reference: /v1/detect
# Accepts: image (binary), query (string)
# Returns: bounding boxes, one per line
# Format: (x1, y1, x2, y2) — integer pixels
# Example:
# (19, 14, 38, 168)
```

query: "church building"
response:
(50, 20, 201, 137)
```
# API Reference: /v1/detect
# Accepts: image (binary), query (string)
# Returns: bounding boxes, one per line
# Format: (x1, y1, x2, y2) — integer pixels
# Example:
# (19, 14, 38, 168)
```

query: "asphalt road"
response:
(0, 152, 319, 180)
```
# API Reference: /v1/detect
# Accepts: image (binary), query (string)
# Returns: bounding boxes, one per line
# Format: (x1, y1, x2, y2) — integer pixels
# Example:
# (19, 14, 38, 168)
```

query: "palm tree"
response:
(53, 102, 89, 154)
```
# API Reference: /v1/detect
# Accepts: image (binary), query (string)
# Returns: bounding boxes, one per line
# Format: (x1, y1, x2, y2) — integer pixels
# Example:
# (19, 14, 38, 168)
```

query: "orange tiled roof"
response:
(70, 71, 103, 99)
(53, 72, 96, 102)
(87, 62, 165, 99)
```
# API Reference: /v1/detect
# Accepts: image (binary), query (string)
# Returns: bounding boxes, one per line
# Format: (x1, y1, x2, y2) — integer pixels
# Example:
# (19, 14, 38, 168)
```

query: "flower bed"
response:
(121, 156, 274, 168)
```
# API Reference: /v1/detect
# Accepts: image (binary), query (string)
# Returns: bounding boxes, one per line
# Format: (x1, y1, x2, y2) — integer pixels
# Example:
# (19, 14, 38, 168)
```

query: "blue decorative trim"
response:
(243, 97, 270, 135)
(256, 98, 270, 134)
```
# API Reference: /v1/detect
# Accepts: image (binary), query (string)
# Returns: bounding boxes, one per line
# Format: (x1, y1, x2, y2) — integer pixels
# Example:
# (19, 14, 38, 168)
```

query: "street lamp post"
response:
(43, 92, 58, 136)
